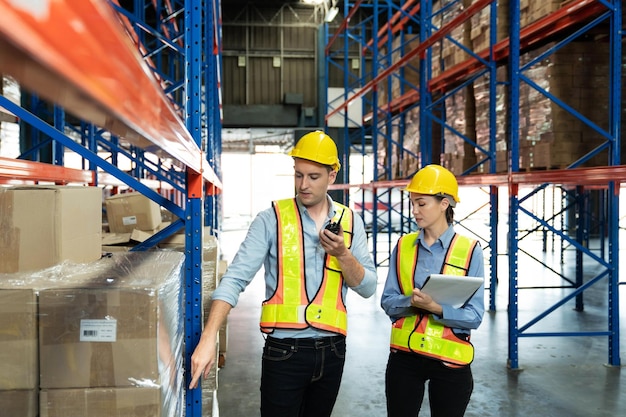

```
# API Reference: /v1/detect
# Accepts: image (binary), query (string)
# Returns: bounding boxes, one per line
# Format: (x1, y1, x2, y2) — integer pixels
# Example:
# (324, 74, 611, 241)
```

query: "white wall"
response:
(221, 152, 294, 228)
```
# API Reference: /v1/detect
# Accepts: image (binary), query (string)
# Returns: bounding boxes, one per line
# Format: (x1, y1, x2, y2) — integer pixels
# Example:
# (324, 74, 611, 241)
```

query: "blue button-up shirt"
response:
(212, 195, 378, 339)
(380, 225, 485, 332)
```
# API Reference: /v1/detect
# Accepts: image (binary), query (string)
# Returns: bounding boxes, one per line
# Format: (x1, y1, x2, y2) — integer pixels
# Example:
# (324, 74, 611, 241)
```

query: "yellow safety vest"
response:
(260, 198, 353, 336)
(390, 232, 478, 365)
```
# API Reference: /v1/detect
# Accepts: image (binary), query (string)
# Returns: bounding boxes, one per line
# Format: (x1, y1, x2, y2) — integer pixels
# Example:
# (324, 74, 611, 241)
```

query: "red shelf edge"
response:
(0, 0, 222, 189)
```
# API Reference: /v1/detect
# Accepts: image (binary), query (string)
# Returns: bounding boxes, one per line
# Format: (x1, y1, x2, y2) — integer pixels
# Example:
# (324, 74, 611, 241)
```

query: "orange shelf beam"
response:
(0, 0, 221, 189)
(0, 156, 183, 188)
(328, 165, 626, 192)
(0, 157, 94, 185)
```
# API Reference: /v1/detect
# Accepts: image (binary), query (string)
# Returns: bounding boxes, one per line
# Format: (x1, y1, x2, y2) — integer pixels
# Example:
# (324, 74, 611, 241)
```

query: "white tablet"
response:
(420, 274, 484, 308)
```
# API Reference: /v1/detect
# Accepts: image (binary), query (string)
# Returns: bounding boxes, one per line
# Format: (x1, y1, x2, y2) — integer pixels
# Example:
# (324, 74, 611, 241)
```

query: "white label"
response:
(122, 215, 138, 226)
(80, 319, 117, 342)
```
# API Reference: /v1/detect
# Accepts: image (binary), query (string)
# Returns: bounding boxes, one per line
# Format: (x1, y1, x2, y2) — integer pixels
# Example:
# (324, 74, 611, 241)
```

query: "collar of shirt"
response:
(416, 225, 455, 250)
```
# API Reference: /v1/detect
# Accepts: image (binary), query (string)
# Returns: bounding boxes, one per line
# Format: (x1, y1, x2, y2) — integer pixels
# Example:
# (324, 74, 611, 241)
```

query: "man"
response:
(189, 130, 377, 417)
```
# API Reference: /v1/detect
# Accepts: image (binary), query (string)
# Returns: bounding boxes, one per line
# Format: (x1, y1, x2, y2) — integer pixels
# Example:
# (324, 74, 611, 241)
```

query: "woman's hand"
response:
(411, 288, 443, 316)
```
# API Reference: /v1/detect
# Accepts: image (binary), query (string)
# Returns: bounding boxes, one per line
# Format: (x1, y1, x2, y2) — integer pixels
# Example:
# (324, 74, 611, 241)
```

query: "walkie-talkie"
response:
(325, 209, 345, 235)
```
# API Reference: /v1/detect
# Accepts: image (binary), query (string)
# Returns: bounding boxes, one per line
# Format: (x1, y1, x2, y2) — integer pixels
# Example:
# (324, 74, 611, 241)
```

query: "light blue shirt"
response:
(380, 225, 485, 333)
(213, 195, 378, 338)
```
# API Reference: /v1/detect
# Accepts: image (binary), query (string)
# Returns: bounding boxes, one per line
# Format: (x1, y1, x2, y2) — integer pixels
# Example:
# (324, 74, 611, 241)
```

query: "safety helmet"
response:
(289, 131, 341, 172)
(405, 164, 460, 204)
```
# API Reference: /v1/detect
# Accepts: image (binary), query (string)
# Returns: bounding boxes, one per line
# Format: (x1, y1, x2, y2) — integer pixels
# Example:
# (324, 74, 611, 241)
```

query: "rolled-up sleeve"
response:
(380, 245, 416, 320)
(211, 210, 273, 308)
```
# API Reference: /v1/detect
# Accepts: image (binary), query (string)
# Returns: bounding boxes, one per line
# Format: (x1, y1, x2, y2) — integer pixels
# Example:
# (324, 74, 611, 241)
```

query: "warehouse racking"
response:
(0, 1, 222, 415)
(325, 0, 624, 369)
(1, 1, 625, 414)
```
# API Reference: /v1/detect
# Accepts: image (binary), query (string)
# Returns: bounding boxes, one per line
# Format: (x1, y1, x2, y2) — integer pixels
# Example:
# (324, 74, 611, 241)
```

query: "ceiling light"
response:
(325, 6, 339, 22)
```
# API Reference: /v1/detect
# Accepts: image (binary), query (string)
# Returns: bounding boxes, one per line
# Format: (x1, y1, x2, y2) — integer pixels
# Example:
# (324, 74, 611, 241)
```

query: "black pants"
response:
(385, 350, 473, 417)
(260, 335, 346, 417)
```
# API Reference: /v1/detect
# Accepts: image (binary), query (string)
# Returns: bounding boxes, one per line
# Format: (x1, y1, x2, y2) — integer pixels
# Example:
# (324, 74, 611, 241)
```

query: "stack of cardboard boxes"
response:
(0, 248, 186, 416)
(0, 185, 223, 416)
(37, 251, 186, 417)
(102, 191, 181, 250)
(0, 185, 103, 415)
(103, 191, 224, 416)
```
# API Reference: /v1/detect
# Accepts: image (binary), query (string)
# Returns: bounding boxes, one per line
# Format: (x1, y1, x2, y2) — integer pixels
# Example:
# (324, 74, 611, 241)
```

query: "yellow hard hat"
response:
(405, 164, 460, 204)
(289, 131, 341, 172)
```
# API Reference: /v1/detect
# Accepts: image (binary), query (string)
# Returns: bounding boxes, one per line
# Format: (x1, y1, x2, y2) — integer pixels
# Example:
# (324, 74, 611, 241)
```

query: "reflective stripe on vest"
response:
(390, 232, 478, 365)
(260, 199, 353, 336)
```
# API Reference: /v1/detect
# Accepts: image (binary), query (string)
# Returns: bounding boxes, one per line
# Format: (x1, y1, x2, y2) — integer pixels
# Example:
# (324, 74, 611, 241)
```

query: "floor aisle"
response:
(214, 230, 626, 417)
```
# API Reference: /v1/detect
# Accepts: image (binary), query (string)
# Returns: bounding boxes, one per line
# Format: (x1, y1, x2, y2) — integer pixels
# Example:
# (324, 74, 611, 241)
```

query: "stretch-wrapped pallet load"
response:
(26, 251, 186, 417)
(200, 234, 220, 416)
(0, 288, 38, 416)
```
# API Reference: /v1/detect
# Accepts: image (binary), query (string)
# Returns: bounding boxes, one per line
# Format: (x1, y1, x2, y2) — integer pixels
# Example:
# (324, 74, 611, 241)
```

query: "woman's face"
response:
(409, 193, 448, 229)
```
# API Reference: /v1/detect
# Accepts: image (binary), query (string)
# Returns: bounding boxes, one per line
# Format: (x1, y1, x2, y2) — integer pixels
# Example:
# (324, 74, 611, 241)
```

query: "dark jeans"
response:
(385, 350, 473, 417)
(260, 335, 346, 417)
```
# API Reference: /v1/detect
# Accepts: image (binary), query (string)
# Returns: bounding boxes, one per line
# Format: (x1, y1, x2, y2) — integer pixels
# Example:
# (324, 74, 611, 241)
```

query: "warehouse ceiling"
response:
(221, 128, 295, 154)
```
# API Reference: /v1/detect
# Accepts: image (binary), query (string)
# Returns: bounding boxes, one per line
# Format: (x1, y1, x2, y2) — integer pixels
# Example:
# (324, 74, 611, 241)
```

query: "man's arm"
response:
(188, 299, 233, 389)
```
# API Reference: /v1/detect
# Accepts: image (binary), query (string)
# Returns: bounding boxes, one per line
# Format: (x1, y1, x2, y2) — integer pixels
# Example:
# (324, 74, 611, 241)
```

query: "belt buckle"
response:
(314, 338, 325, 349)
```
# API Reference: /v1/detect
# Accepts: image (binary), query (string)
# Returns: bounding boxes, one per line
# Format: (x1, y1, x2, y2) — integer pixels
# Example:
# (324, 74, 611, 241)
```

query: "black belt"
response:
(267, 335, 345, 349)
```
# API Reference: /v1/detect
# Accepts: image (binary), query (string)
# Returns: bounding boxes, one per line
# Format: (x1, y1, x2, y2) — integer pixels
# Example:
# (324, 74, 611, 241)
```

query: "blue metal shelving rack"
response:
(0, 1, 223, 415)
(325, 0, 623, 370)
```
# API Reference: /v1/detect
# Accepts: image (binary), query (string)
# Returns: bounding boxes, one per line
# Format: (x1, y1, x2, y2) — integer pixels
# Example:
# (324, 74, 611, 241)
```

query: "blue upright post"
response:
(419, 0, 432, 165)
(487, 0, 499, 312)
(185, 0, 205, 416)
(607, 0, 621, 367)
(507, 0, 521, 370)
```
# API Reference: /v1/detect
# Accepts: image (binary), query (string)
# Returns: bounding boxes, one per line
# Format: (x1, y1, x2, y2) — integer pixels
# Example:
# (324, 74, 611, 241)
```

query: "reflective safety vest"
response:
(390, 232, 478, 365)
(260, 198, 353, 336)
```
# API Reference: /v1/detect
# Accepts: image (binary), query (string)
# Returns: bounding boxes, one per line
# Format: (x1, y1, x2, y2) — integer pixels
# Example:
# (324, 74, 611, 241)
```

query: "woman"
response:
(380, 164, 485, 417)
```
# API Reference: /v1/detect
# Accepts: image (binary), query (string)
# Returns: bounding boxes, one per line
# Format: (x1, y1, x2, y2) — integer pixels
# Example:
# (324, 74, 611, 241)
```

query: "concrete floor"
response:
(214, 230, 626, 417)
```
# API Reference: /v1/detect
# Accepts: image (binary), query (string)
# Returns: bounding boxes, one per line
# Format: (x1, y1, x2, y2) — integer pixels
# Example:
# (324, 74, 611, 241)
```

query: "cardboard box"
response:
(105, 192, 162, 233)
(202, 388, 219, 417)
(0, 289, 38, 389)
(38, 251, 185, 391)
(0, 185, 102, 273)
(40, 387, 162, 417)
(0, 389, 38, 417)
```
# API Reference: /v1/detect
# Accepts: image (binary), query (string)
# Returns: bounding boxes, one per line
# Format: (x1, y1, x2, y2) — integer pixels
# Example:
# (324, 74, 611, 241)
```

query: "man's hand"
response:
(319, 225, 348, 258)
(189, 333, 218, 389)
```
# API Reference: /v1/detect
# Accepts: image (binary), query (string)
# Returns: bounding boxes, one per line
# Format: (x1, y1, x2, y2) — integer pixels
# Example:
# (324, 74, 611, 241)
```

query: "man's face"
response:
(294, 158, 336, 208)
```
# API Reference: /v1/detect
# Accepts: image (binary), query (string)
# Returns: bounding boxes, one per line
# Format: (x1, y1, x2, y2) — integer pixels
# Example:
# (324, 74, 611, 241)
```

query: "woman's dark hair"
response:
(435, 195, 455, 224)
